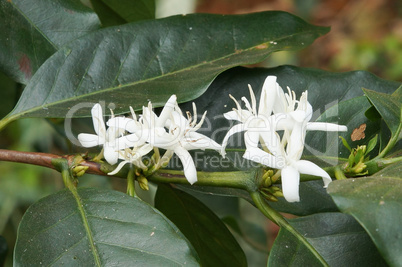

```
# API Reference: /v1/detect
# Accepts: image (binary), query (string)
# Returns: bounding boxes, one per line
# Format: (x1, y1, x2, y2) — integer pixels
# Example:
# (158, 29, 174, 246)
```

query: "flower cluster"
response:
(78, 95, 221, 184)
(77, 75, 347, 203)
(222, 76, 347, 202)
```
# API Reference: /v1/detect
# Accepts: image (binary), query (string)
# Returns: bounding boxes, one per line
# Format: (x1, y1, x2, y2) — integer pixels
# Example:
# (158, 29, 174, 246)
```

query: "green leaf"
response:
(363, 86, 402, 137)
(14, 188, 199, 266)
(366, 134, 378, 155)
(0, 236, 6, 267)
(0, 0, 101, 84)
(155, 185, 247, 267)
(90, 0, 155, 26)
(268, 213, 386, 266)
(327, 174, 402, 266)
(1, 11, 328, 126)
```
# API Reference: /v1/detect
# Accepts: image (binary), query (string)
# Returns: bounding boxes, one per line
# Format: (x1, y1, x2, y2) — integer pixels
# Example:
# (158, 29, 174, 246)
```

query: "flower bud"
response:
(137, 176, 149, 191)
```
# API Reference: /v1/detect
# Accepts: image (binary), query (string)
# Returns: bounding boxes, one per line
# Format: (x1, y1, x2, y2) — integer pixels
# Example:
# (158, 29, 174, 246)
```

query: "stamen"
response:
(248, 84, 257, 115)
(194, 111, 207, 130)
(129, 106, 137, 120)
(192, 102, 197, 125)
(241, 96, 253, 113)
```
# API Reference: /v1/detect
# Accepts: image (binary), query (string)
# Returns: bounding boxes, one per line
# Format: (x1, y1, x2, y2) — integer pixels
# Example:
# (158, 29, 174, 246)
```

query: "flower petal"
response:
(221, 123, 245, 157)
(281, 165, 300, 202)
(174, 146, 197, 185)
(306, 122, 348, 132)
(295, 160, 332, 187)
(107, 117, 140, 133)
(108, 160, 129, 175)
(243, 147, 283, 169)
(182, 131, 222, 151)
(223, 110, 241, 122)
(78, 133, 102, 147)
(286, 121, 305, 160)
(157, 95, 177, 128)
(91, 103, 106, 138)
(258, 76, 278, 116)
(104, 144, 119, 165)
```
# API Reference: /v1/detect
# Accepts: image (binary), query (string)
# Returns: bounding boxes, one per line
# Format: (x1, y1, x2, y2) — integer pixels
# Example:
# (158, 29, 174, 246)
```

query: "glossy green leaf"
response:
(1, 11, 328, 127)
(0, 0, 101, 84)
(155, 185, 247, 267)
(90, 0, 155, 26)
(363, 86, 402, 136)
(14, 188, 199, 266)
(0, 236, 6, 267)
(268, 213, 386, 266)
(327, 173, 402, 266)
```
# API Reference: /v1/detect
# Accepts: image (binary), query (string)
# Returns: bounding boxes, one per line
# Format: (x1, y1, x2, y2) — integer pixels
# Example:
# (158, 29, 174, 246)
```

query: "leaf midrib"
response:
(69, 188, 102, 266)
(10, 26, 323, 119)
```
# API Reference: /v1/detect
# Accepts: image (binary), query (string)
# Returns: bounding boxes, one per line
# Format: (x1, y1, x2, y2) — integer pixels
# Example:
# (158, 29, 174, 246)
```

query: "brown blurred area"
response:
(196, 0, 402, 81)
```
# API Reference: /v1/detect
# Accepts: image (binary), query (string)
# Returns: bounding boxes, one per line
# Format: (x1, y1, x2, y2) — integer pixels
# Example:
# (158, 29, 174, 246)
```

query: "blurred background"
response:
(0, 0, 401, 266)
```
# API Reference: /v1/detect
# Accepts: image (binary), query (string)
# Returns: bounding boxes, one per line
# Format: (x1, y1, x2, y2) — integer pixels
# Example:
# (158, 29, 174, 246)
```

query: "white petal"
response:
(157, 95, 177, 127)
(221, 123, 245, 157)
(91, 103, 106, 138)
(104, 144, 119, 165)
(182, 132, 222, 151)
(289, 110, 306, 123)
(295, 160, 332, 187)
(114, 134, 142, 150)
(273, 85, 288, 114)
(281, 165, 300, 202)
(244, 130, 260, 149)
(108, 160, 129, 175)
(78, 133, 102, 147)
(306, 122, 348, 132)
(174, 146, 197, 184)
(286, 122, 305, 160)
(107, 117, 140, 132)
(272, 113, 294, 131)
(243, 147, 283, 169)
(258, 76, 277, 116)
(223, 110, 241, 122)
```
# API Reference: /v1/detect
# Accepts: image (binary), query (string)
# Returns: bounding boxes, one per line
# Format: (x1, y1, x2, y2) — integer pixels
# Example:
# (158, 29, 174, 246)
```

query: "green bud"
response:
(137, 176, 149, 191)
(260, 191, 278, 202)
(353, 162, 367, 174)
(272, 190, 284, 198)
(72, 165, 89, 177)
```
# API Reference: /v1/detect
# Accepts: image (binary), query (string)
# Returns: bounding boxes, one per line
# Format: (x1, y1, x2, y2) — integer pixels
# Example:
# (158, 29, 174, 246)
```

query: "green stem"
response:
(249, 191, 329, 267)
(149, 169, 258, 192)
(375, 119, 401, 159)
(126, 166, 136, 197)
(334, 166, 347, 180)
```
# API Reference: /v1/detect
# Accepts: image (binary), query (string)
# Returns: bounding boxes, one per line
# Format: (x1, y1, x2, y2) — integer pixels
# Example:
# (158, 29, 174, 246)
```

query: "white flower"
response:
(222, 75, 348, 202)
(244, 130, 331, 202)
(221, 76, 282, 159)
(77, 103, 122, 165)
(107, 95, 221, 184)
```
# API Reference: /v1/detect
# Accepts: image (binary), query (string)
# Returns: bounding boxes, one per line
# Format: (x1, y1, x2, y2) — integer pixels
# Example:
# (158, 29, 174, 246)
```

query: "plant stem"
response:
(249, 191, 329, 267)
(149, 169, 258, 192)
(126, 166, 136, 197)
(375, 119, 401, 159)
